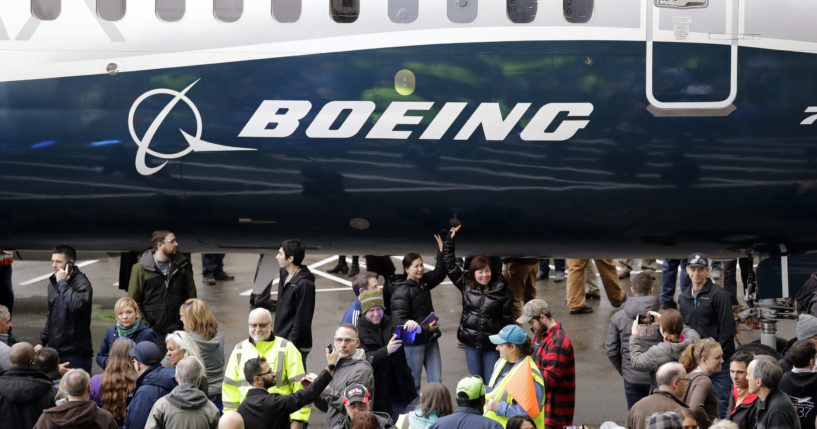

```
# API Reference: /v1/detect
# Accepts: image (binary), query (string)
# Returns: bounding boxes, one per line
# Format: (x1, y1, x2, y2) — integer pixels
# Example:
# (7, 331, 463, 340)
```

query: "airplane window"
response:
(273, 0, 301, 23)
(156, 0, 185, 22)
(330, 0, 359, 23)
(32, 0, 61, 21)
(564, 0, 593, 23)
(215, 0, 242, 22)
(507, 0, 536, 23)
(97, 0, 126, 21)
(389, 0, 418, 24)
(447, 0, 477, 24)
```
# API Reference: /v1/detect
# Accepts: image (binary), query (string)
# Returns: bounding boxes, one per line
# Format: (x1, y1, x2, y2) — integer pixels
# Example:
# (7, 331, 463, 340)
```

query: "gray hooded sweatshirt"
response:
(144, 383, 220, 429)
(630, 325, 701, 383)
(190, 332, 225, 397)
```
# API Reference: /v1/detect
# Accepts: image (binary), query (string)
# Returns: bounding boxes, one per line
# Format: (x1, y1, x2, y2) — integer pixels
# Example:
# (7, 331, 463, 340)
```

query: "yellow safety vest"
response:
(483, 356, 545, 429)
(221, 336, 310, 422)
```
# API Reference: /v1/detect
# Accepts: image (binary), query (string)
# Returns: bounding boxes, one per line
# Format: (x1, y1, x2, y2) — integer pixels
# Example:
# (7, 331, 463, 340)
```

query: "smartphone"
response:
(637, 314, 655, 324)
(64, 262, 75, 274)
(327, 344, 334, 352)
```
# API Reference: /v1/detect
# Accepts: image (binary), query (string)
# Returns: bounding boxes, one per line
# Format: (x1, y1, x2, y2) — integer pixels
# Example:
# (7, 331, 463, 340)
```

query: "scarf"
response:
(116, 319, 141, 338)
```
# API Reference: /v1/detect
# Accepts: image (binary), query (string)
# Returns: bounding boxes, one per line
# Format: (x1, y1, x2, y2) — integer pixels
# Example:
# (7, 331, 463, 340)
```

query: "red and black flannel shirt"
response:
(533, 321, 575, 429)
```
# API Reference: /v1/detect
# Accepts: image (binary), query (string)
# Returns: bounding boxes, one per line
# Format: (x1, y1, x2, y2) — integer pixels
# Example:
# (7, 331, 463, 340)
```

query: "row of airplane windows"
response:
(26, 0, 595, 25)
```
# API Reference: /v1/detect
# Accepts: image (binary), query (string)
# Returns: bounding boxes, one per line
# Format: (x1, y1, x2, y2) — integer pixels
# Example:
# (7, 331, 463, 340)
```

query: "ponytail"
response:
(679, 343, 698, 374)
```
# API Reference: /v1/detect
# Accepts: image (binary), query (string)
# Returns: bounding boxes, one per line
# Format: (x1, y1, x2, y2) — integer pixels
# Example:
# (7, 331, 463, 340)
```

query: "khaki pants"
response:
(504, 261, 539, 320)
(566, 258, 624, 309)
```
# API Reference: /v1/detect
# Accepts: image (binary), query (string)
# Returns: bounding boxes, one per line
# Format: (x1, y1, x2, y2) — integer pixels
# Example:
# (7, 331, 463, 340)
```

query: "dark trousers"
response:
(661, 259, 690, 303)
(0, 264, 12, 313)
(710, 360, 731, 418)
(720, 258, 754, 306)
(201, 254, 225, 275)
(539, 259, 566, 274)
(623, 380, 652, 410)
(60, 353, 93, 373)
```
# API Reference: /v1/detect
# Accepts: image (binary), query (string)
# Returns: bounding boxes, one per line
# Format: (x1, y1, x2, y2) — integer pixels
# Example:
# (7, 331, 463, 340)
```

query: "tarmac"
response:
(6, 253, 795, 428)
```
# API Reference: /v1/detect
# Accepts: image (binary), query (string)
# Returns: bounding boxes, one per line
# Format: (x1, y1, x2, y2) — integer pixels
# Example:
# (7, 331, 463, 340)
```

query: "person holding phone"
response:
(439, 225, 514, 383)
(390, 237, 447, 393)
(36, 245, 93, 373)
(356, 290, 417, 420)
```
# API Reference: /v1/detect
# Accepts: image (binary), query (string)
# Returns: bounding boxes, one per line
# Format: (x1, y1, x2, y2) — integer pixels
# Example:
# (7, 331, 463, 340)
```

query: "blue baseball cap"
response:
(489, 325, 528, 345)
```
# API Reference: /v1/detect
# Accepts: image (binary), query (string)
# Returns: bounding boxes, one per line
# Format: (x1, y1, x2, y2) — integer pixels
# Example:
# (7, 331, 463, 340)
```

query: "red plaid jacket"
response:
(533, 321, 576, 429)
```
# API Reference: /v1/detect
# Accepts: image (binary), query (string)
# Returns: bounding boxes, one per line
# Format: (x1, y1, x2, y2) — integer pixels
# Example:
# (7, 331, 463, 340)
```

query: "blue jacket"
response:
(123, 364, 176, 429)
(341, 299, 361, 325)
(96, 322, 157, 369)
(429, 407, 503, 429)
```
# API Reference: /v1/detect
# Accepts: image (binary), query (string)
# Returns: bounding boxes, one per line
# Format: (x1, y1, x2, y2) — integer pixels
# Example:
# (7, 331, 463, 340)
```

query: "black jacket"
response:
(727, 388, 757, 429)
(127, 250, 197, 339)
(678, 279, 736, 360)
(41, 268, 93, 357)
(357, 315, 418, 415)
(442, 238, 514, 350)
(0, 366, 57, 428)
(274, 267, 316, 351)
(755, 388, 801, 429)
(779, 370, 817, 429)
(389, 250, 446, 342)
(238, 369, 332, 429)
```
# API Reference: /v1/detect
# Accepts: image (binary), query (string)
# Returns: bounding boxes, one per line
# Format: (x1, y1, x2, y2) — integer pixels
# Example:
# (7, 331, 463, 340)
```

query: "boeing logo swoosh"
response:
(128, 79, 255, 176)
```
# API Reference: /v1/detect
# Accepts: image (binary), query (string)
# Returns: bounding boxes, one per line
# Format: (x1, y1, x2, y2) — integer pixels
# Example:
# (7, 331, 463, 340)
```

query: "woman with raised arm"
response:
(629, 308, 701, 386)
(389, 235, 447, 393)
(439, 225, 514, 382)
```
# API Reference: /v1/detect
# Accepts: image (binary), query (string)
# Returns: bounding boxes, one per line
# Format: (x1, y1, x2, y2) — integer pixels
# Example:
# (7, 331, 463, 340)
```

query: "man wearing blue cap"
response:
(483, 325, 545, 428)
(678, 252, 735, 418)
(124, 341, 177, 429)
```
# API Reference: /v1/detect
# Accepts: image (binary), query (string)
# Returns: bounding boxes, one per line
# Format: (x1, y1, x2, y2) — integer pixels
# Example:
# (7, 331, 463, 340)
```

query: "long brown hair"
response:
(100, 338, 135, 421)
(416, 382, 454, 419)
(680, 338, 718, 374)
(465, 256, 498, 289)
(180, 298, 218, 340)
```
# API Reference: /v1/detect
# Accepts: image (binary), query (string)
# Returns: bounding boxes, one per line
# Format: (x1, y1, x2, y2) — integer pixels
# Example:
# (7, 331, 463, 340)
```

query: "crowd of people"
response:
(1, 227, 816, 429)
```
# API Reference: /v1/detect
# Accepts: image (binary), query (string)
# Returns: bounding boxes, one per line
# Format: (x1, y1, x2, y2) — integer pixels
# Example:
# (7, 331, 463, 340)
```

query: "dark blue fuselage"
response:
(1, 41, 816, 256)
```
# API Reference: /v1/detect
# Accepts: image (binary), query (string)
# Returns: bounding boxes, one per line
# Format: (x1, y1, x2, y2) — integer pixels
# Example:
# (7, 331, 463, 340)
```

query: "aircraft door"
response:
(645, 0, 738, 115)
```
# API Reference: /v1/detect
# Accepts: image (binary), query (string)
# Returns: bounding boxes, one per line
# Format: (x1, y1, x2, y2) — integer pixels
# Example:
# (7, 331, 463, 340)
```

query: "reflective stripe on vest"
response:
(275, 338, 289, 387)
(484, 356, 546, 429)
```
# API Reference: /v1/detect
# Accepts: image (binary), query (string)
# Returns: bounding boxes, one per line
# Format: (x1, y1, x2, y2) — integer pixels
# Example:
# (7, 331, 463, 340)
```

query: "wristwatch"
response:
(327, 364, 336, 371)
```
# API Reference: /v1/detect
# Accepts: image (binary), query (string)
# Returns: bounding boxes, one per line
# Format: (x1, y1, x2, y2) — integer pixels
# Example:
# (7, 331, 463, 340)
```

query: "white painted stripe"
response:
(18, 260, 100, 286)
(239, 254, 340, 296)
(779, 244, 789, 298)
(391, 255, 435, 271)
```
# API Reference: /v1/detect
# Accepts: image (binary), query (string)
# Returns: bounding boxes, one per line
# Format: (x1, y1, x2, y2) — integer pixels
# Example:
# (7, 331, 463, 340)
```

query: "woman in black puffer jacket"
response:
(441, 225, 514, 382)
(389, 238, 446, 393)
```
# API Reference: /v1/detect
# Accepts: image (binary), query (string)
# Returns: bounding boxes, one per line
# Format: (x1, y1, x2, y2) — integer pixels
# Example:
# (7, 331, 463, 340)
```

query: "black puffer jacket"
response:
(0, 366, 57, 428)
(357, 315, 418, 416)
(442, 238, 514, 350)
(389, 249, 446, 343)
(41, 268, 93, 357)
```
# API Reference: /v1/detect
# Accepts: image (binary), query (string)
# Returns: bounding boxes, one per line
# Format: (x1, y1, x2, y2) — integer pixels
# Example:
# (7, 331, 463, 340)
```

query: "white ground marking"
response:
(19, 259, 100, 286)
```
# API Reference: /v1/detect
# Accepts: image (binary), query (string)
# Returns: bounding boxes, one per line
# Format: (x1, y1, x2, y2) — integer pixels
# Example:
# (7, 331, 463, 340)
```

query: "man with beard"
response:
(128, 230, 196, 351)
(517, 299, 575, 429)
(222, 308, 310, 429)
(238, 348, 338, 429)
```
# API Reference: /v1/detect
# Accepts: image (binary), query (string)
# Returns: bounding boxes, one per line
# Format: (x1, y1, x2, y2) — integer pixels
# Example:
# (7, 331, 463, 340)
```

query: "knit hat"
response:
(645, 412, 681, 429)
(456, 375, 486, 400)
(797, 314, 817, 340)
(360, 290, 384, 315)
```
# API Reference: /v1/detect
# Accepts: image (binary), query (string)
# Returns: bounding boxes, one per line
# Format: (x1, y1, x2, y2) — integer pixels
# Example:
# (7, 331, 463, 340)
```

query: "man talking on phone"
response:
(36, 245, 93, 373)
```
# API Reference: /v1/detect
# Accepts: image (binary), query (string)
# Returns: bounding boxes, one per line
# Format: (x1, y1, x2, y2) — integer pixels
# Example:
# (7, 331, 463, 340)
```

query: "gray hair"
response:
(751, 355, 783, 390)
(0, 304, 9, 320)
(708, 420, 738, 429)
(175, 356, 204, 385)
(656, 362, 686, 387)
(165, 331, 202, 360)
(63, 368, 90, 397)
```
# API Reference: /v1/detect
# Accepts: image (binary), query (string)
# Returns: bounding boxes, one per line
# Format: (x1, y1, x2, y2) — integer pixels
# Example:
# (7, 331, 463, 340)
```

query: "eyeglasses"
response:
(163, 239, 177, 244)
(248, 322, 271, 329)
(676, 377, 689, 383)
(334, 336, 357, 344)
(257, 370, 272, 377)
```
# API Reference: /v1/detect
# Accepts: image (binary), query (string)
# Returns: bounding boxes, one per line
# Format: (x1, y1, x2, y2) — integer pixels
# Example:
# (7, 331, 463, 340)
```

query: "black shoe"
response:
(202, 274, 216, 286)
(213, 271, 235, 281)
(347, 263, 360, 277)
(585, 292, 601, 300)
(327, 263, 349, 274)
(569, 304, 594, 314)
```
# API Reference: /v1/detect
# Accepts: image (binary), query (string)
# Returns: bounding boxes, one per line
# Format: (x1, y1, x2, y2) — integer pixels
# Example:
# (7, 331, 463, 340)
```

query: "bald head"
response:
(9, 342, 35, 367)
(218, 410, 245, 429)
(248, 308, 273, 343)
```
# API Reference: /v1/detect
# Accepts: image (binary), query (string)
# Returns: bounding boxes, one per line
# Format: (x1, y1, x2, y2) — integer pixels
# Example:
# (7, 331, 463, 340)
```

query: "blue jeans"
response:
(464, 346, 499, 383)
(661, 259, 690, 303)
(404, 341, 442, 393)
(201, 254, 225, 275)
(61, 353, 92, 373)
(710, 361, 731, 418)
(623, 380, 651, 410)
